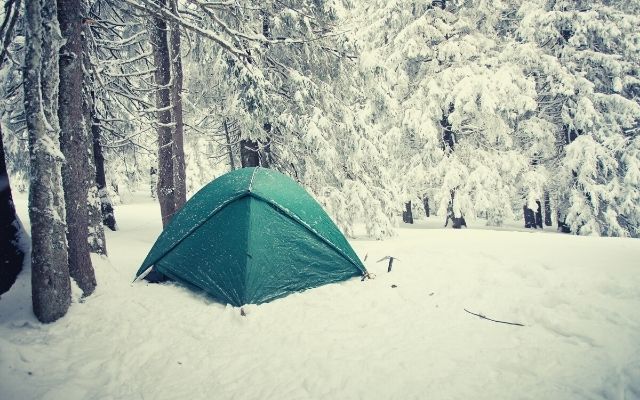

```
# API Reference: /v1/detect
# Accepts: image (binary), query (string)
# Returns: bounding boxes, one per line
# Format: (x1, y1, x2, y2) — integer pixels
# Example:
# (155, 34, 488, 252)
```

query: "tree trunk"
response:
(86, 179, 107, 254)
(240, 139, 260, 167)
(86, 53, 117, 231)
(169, 0, 186, 212)
(150, 166, 158, 199)
(543, 191, 552, 226)
(223, 119, 236, 170)
(260, 13, 274, 169)
(432, 0, 446, 9)
(150, 1, 175, 228)
(91, 104, 117, 231)
(82, 37, 107, 255)
(25, 0, 71, 323)
(557, 210, 571, 233)
(261, 123, 272, 168)
(441, 105, 455, 152)
(445, 190, 467, 229)
(523, 205, 536, 228)
(535, 200, 543, 229)
(402, 201, 414, 224)
(423, 196, 430, 218)
(0, 125, 25, 295)
(57, 0, 96, 295)
(240, 135, 270, 168)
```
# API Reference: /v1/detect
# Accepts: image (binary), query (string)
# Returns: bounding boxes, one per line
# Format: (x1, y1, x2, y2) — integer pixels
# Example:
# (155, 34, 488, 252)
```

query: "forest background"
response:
(0, 0, 638, 322)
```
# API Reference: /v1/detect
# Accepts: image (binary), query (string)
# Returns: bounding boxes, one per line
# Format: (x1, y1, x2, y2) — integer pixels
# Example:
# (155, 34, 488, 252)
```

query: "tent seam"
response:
(139, 192, 250, 272)
(248, 166, 259, 192)
(241, 195, 253, 305)
(249, 193, 367, 275)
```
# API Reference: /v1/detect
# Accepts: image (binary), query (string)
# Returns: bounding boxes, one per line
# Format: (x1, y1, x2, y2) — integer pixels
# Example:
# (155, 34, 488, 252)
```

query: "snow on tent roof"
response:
(136, 167, 366, 306)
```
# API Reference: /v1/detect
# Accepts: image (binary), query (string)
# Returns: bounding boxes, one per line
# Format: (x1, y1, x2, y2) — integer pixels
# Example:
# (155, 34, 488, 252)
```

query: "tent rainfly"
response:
(136, 167, 367, 306)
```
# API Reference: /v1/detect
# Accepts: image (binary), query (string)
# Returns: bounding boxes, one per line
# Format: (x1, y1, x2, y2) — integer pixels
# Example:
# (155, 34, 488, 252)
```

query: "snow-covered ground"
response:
(1, 193, 640, 400)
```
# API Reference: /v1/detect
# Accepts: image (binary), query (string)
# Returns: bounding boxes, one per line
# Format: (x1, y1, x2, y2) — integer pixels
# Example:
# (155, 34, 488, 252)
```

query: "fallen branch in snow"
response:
(464, 309, 525, 327)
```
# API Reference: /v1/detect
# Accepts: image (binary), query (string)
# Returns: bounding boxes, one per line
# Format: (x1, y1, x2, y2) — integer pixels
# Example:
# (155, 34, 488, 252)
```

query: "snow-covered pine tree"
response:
(352, 0, 538, 228)
(517, 0, 640, 236)
(84, 0, 161, 221)
(167, 0, 398, 238)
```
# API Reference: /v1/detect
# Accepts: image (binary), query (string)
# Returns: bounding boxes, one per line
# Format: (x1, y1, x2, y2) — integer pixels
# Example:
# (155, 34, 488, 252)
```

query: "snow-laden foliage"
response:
(2, 0, 638, 238)
(181, 0, 399, 238)
(515, 0, 640, 236)
(346, 0, 639, 237)
(352, 2, 538, 226)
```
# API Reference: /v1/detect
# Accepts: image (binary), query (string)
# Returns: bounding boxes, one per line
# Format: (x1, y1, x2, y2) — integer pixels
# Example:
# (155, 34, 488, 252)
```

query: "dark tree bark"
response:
(150, 0, 175, 227)
(260, 12, 274, 168)
(150, 166, 158, 199)
(402, 201, 414, 224)
(557, 210, 571, 233)
(0, 125, 25, 295)
(240, 132, 271, 168)
(432, 0, 446, 9)
(523, 201, 543, 229)
(25, 0, 71, 322)
(262, 9, 271, 42)
(261, 123, 272, 168)
(240, 139, 260, 167)
(91, 107, 117, 231)
(543, 191, 552, 226)
(452, 216, 467, 229)
(223, 119, 236, 170)
(169, 0, 186, 212)
(441, 104, 455, 152)
(85, 135, 109, 254)
(57, 0, 96, 295)
(445, 190, 467, 229)
(423, 196, 430, 218)
(563, 126, 582, 145)
(82, 26, 107, 255)
(523, 205, 535, 228)
(84, 48, 117, 231)
(535, 200, 543, 228)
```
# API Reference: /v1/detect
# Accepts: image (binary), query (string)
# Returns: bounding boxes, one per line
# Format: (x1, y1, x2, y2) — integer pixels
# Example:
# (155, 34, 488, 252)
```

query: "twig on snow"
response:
(464, 308, 525, 327)
(377, 256, 399, 272)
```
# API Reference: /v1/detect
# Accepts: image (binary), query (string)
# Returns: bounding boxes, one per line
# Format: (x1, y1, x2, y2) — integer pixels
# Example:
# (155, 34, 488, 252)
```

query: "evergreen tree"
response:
(518, 0, 640, 236)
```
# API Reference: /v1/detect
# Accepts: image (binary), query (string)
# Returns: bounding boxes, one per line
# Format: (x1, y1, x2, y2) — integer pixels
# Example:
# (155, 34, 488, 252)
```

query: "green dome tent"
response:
(136, 167, 367, 306)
